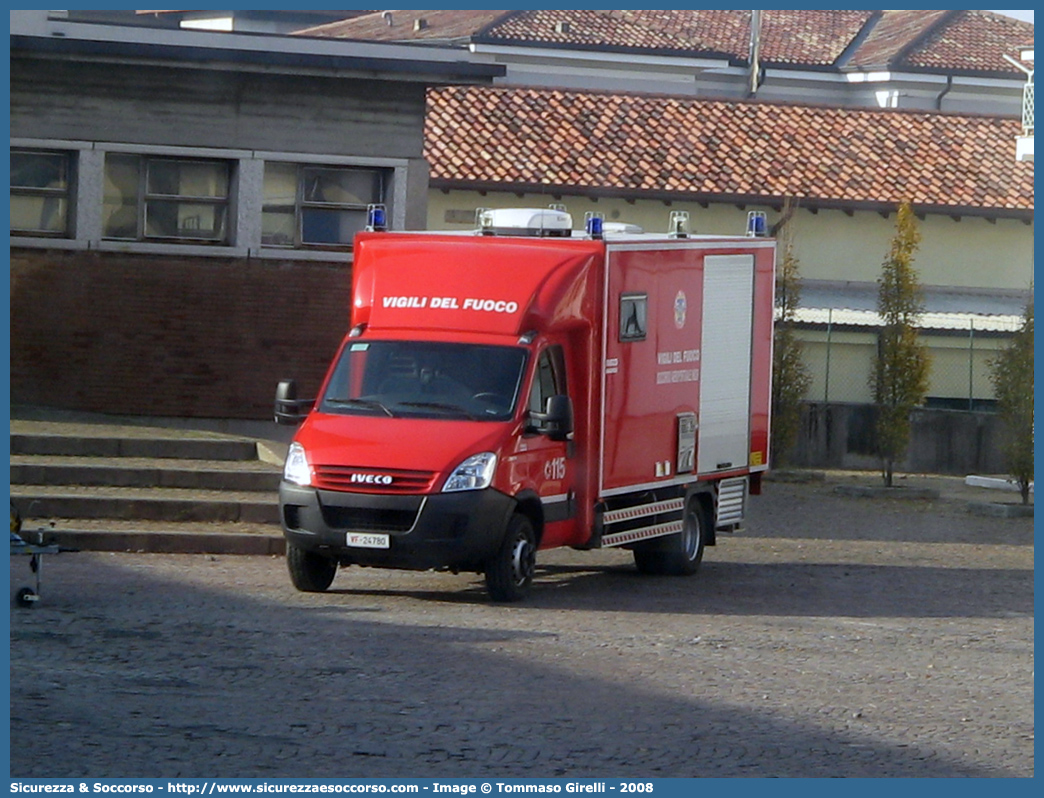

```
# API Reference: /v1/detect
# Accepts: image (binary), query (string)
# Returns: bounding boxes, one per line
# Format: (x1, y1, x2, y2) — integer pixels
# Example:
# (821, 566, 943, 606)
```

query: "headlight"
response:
(443, 452, 497, 493)
(283, 442, 313, 487)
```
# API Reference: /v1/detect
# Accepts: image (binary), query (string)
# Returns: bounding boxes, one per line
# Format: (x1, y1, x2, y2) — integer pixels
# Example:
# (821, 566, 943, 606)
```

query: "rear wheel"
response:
(633, 498, 707, 576)
(286, 543, 338, 592)
(485, 514, 536, 602)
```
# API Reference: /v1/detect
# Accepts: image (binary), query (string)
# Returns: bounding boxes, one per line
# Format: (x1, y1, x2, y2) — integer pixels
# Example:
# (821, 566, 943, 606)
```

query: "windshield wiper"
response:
(325, 398, 395, 417)
(398, 401, 478, 420)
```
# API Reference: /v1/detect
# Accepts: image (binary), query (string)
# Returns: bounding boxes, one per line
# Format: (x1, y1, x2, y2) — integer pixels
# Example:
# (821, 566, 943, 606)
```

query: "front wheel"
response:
(286, 542, 338, 592)
(633, 498, 707, 576)
(485, 514, 536, 602)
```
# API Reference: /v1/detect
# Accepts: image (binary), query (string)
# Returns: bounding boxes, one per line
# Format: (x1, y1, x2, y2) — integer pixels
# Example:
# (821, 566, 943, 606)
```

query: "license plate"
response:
(346, 532, 390, 549)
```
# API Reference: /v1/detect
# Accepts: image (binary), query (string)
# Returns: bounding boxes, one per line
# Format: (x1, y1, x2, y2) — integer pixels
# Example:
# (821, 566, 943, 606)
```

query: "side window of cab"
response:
(528, 345, 567, 415)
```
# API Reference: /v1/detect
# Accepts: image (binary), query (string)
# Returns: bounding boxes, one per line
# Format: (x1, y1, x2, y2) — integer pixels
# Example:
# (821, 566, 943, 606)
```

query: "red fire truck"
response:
(276, 207, 774, 601)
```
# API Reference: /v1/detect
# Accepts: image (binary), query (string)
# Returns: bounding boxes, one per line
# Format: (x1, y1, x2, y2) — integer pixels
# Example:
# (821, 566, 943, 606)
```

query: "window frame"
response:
(103, 153, 233, 245)
(619, 292, 649, 342)
(261, 161, 387, 250)
(528, 345, 569, 416)
(10, 148, 74, 238)
(10, 140, 411, 259)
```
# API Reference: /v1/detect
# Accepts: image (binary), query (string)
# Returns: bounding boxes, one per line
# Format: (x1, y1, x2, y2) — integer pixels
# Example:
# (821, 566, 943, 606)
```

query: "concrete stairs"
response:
(10, 421, 287, 555)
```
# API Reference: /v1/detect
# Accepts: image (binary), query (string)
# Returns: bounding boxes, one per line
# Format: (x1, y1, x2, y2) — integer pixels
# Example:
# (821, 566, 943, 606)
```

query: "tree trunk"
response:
(883, 461, 894, 488)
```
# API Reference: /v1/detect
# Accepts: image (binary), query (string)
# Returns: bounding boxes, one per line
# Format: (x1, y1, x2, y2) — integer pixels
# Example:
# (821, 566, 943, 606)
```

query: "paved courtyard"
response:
(9, 478, 1034, 778)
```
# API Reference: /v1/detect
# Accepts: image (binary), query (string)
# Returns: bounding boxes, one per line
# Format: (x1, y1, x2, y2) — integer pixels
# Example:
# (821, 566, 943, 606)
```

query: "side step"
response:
(10, 421, 285, 554)
(598, 476, 750, 548)
(10, 458, 281, 492)
(601, 498, 685, 548)
(10, 485, 279, 525)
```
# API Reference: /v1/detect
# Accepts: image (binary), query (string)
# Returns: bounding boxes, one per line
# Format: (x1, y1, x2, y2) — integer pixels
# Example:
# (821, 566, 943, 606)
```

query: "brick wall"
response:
(10, 248, 352, 419)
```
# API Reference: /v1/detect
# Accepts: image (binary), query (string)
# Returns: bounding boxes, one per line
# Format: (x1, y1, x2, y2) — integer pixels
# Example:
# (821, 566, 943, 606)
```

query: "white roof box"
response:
(478, 207, 573, 237)
(603, 221, 644, 234)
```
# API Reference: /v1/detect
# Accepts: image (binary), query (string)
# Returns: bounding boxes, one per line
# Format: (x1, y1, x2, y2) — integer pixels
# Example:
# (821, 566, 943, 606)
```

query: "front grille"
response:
(320, 505, 419, 533)
(313, 465, 437, 494)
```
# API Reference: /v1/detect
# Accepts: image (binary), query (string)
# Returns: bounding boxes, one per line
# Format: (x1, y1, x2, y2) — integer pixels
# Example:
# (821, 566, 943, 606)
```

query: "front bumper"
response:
(279, 482, 516, 572)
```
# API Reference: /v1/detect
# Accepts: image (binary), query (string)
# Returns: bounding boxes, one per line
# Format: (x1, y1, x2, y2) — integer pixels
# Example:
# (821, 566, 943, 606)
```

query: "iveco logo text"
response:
(350, 473, 394, 485)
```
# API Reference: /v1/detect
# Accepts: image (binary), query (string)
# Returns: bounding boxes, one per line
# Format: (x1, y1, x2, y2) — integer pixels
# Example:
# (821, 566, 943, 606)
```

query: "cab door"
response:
(505, 344, 578, 549)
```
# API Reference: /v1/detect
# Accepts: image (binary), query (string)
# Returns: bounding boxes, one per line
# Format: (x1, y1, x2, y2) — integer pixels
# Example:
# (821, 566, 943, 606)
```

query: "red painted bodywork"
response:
(294, 230, 775, 551)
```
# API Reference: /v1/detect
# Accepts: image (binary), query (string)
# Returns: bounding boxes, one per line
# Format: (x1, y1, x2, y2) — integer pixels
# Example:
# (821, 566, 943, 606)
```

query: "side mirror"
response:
(274, 379, 314, 425)
(532, 395, 573, 442)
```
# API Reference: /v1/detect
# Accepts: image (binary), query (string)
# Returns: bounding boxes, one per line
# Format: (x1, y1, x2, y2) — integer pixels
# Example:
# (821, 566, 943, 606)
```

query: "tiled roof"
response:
(296, 10, 510, 42)
(483, 9, 749, 58)
(425, 86, 1034, 215)
(846, 10, 952, 69)
(303, 9, 1034, 76)
(849, 9, 1033, 73)
(900, 10, 1036, 73)
(484, 9, 874, 67)
(757, 10, 876, 66)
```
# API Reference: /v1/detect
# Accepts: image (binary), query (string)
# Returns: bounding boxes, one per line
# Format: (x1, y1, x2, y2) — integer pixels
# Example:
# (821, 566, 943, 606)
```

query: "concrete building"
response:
(9, 10, 501, 418)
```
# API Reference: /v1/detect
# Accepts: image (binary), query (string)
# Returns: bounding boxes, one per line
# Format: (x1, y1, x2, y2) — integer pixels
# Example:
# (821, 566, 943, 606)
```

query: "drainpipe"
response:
(936, 75, 953, 111)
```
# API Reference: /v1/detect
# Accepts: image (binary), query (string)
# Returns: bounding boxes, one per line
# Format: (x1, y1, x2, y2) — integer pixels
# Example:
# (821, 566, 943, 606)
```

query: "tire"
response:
(14, 587, 37, 608)
(632, 545, 661, 575)
(633, 498, 707, 576)
(286, 543, 338, 592)
(485, 513, 536, 602)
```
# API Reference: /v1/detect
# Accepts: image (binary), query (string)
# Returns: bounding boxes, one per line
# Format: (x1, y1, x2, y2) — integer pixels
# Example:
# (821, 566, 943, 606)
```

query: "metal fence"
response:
(794, 317, 1016, 410)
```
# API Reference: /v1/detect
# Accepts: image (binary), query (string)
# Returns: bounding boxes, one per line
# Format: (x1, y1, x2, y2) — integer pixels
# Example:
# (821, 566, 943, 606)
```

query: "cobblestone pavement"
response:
(9, 479, 1033, 778)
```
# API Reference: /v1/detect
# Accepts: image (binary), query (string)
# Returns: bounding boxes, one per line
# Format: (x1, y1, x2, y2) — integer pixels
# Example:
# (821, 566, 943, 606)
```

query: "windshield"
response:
(319, 340, 528, 421)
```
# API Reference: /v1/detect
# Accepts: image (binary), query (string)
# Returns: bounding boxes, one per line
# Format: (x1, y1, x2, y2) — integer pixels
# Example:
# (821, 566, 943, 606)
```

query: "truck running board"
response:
(597, 475, 749, 548)
(600, 498, 684, 548)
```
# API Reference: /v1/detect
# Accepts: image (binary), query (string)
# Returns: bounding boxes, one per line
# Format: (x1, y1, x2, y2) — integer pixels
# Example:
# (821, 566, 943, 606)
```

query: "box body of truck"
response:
(277, 210, 774, 600)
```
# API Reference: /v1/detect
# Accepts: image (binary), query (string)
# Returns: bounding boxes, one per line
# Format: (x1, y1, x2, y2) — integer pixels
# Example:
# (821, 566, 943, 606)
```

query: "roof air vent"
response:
(555, 21, 571, 35)
(475, 207, 573, 238)
(414, 18, 428, 31)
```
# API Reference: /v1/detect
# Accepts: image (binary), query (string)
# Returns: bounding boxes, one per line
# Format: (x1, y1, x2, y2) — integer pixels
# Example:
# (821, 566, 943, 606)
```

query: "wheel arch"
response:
(684, 484, 716, 546)
(511, 490, 545, 548)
